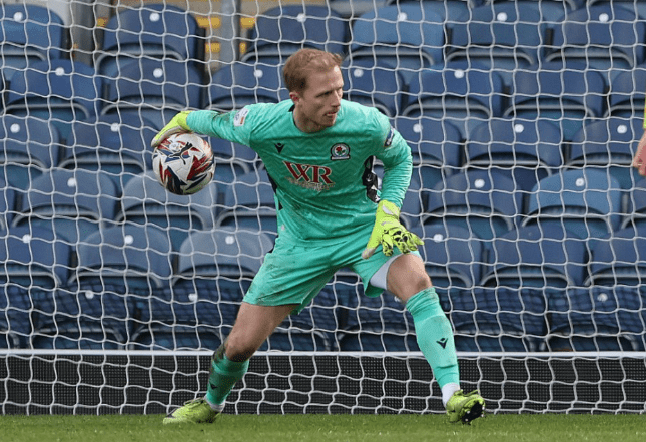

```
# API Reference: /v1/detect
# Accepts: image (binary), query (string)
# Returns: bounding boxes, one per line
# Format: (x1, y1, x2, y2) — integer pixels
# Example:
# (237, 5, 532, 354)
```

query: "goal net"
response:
(1, 0, 646, 416)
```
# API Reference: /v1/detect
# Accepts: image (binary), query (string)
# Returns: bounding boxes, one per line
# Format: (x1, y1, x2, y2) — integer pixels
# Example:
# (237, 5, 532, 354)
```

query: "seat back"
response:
(525, 168, 623, 239)
(242, 4, 348, 63)
(544, 5, 646, 70)
(466, 118, 563, 192)
(70, 225, 173, 291)
(341, 59, 406, 117)
(349, 4, 444, 82)
(96, 3, 203, 76)
(207, 62, 289, 111)
(404, 61, 505, 138)
(425, 169, 523, 240)
(4, 59, 101, 140)
(0, 4, 66, 82)
(567, 117, 643, 189)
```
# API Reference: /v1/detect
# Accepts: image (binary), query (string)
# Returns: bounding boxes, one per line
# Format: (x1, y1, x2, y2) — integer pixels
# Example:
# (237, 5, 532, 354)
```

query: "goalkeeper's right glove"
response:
(362, 199, 424, 259)
(150, 111, 192, 148)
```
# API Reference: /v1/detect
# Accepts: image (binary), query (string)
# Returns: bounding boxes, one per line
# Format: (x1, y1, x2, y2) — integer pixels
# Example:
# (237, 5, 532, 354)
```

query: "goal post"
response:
(1, 0, 646, 416)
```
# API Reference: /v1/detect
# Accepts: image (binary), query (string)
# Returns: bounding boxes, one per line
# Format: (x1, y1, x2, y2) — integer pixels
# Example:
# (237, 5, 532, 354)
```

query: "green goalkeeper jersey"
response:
(186, 99, 413, 242)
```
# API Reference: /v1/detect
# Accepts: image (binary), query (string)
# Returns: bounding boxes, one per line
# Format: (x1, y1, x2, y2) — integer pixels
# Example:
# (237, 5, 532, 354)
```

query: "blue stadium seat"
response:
(341, 59, 406, 117)
(130, 285, 225, 351)
(424, 169, 523, 240)
(32, 288, 136, 350)
(0, 115, 62, 190)
(241, 4, 349, 65)
(175, 227, 272, 281)
(100, 58, 204, 130)
(214, 171, 278, 239)
(348, 4, 444, 83)
(588, 0, 646, 21)
(131, 228, 274, 351)
(623, 178, 646, 230)
(11, 168, 119, 244)
(117, 171, 218, 252)
(206, 62, 289, 111)
(340, 283, 419, 352)
(4, 59, 102, 140)
(95, 3, 204, 77)
(446, 2, 547, 88)
(60, 115, 157, 186)
(0, 226, 71, 291)
(585, 226, 646, 287)
(566, 117, 643, 189)
(0, 286, 31, 348)
(403, 61, 506, 139)
(448, 287, 548, 352)
(1, 225, 73, 348)
(483, 0, 586, 23)
(543, 4, 646, 72)
(394, 117, 462, 199)
(481, 0, 583, 21)
(411, 0, 474, 22)
(606, 64, 646, 118)
(523, 168, 624, 241)
(418, 224, 484, 294)
(503, 62, 607, 140)
(465, 118, 563, 193)
(480, 225, 587, 290)
(68, 225, 173, 297)
(0, 3, 66, 83)
(548, 286, 646, 351)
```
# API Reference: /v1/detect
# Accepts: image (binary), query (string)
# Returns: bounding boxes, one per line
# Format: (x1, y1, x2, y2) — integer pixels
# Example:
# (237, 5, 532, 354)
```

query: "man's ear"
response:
(289, 91, 299, 104)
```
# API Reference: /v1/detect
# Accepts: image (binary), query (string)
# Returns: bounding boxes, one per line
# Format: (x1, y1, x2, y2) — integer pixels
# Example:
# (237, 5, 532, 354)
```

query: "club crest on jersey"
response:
(331, 143, 350, 160)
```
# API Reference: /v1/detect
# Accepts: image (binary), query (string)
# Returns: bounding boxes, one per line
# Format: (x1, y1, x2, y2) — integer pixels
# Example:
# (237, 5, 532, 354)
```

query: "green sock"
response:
(205, 345, 249, 405)
(406, 288, 460, 388)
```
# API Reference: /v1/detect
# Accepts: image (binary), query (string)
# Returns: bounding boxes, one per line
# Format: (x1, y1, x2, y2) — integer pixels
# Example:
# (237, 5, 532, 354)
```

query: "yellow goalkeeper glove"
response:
(150, 111, 192, 148)
(362, 199, 424, 259)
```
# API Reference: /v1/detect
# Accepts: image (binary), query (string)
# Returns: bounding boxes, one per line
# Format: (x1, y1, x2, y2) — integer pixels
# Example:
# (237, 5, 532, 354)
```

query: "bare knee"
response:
(224, 333, 260, 362)
(222, 303, 297, 362)
(387, 254, 432, 302)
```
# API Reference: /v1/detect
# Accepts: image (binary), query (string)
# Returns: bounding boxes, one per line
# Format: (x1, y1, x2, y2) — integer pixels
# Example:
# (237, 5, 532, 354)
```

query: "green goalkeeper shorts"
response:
(243, 222, 410, 314)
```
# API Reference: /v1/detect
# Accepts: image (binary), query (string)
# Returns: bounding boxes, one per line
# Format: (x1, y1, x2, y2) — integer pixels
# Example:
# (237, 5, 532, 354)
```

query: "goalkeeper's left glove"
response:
(150, 111, 192, 148)
(362, 199, 424, 259)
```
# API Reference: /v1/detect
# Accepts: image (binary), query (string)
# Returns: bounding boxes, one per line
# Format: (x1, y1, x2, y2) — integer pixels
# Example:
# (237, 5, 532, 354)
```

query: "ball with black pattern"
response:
(152, 133, 215, 195)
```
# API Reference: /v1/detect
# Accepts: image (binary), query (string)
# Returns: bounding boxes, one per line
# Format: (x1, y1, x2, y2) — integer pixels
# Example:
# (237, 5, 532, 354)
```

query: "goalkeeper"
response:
(151, 48, 485, 425)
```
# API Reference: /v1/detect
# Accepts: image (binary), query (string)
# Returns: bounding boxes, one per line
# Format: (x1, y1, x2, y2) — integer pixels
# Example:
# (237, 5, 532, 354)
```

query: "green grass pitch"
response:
(1, 413, 644, 442)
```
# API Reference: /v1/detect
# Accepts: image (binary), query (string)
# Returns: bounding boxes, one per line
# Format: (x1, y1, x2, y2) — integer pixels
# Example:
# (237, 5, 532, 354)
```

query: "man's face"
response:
(290, 66, 344, 133)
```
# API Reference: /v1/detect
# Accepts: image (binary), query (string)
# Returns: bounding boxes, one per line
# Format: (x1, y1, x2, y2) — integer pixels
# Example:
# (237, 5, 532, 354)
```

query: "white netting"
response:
(1, 0, 646, 415)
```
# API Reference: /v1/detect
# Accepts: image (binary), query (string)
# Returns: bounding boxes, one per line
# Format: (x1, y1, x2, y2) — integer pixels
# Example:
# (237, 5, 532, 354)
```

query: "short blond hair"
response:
(283, 48, 343, 93)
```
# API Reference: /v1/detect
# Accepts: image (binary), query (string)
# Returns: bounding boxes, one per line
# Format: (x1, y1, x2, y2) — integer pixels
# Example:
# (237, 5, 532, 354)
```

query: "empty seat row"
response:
(4, 282, 644, 352)
(3, 112, 641, 196)
(3, 165, 645, 249)
(2, 55, 644, 145)
(2, 194, 645, 302)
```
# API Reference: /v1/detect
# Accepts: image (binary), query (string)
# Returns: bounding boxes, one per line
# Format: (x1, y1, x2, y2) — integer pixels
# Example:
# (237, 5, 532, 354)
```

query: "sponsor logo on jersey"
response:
(330, 143, 350, 160)
(233, 107, 249, 126)
(384, 126, 395, 148)
(274, 142, 285, 153)
(283, 160, 335, 191)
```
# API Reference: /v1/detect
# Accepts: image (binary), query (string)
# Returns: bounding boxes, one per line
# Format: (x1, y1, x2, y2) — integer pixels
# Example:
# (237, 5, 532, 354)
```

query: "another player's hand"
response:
(362, 199, 424, 259)
(151, 111, 192, 148)
(633, 131, 646, 177)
